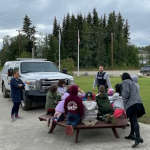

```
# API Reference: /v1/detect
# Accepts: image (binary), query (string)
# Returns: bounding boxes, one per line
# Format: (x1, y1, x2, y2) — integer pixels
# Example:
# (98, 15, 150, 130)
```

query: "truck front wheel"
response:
(21, 91, 32, 110)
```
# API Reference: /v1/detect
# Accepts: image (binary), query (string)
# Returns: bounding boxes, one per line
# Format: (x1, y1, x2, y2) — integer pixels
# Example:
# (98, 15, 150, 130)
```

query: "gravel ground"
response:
(0, 90, 150, 150)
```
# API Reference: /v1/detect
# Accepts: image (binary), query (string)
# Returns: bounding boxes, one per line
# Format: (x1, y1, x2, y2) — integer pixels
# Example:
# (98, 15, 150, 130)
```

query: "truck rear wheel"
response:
(21, 91, 32, 110)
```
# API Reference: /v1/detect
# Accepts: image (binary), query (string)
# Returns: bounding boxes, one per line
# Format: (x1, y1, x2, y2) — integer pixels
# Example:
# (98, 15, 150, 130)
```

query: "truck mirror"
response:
(8, 68, 13, 76)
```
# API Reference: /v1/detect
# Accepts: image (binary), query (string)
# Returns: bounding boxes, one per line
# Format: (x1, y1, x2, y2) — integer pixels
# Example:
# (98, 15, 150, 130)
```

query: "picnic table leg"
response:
(48, 121, 57, 133)
(112, 128, 119, 138)
(75, 129, 80, 143)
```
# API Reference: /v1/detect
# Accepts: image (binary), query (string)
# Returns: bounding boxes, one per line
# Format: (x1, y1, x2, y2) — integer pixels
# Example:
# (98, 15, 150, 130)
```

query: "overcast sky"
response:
(0, 0, 150, 49)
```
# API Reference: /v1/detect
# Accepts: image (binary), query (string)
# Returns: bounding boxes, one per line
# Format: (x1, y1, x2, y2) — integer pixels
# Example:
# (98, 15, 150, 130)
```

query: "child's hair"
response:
(99, 85, 105, 94)
(58, 80, 66, 87)
(13, 69, 18, 76)
(85, 91, 93, 98)
(49, 85, 57, 93)
(121, 72, 132, 81)
(115, 84, 122, 95)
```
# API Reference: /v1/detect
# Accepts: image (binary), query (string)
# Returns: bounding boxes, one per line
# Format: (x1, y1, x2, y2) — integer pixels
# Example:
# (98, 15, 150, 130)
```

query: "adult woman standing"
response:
(121, 73, 145, 148)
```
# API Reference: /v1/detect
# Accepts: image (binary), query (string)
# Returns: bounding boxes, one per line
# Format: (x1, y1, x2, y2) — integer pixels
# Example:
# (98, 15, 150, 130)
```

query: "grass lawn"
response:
(74, 76, 150, 124)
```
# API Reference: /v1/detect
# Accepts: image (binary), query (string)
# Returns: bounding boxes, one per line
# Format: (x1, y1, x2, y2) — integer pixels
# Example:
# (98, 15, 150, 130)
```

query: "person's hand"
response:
(18, 84, 22, 87)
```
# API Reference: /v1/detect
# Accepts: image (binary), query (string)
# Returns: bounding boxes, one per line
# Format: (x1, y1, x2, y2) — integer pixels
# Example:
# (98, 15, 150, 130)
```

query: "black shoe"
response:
(138, 137, 144, 143)
(125, 135, 135, 140)
(132, 137, 144, 148)
(132, 140, 140, 148)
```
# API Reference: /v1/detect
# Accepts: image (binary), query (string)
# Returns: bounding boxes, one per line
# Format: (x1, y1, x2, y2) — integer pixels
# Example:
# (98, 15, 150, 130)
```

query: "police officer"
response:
(93, 65, 112, 90)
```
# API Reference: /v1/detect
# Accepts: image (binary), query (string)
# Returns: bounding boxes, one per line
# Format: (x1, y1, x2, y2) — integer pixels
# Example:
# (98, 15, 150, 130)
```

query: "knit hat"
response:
(107, 88, 114, 96)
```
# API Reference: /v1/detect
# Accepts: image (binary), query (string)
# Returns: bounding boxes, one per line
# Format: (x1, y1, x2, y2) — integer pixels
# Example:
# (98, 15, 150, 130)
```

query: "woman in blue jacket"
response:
(10, 70, 25, 121)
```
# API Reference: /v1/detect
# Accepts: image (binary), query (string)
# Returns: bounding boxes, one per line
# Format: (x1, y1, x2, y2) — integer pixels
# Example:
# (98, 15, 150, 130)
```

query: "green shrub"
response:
(61, 58, 75, 75)
(20, 51, 32, 58)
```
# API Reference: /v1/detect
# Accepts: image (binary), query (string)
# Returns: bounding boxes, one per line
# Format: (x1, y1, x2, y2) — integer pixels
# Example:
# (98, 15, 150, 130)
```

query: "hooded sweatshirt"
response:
(121, 79, 142, 111)
(64, 85, 84, 117)
(55, 92, 69, 113)
(132, 75, 140, 91)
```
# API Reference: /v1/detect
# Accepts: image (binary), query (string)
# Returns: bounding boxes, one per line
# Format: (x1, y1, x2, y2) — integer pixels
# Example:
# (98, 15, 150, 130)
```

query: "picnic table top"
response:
(39, 114, 128, 129)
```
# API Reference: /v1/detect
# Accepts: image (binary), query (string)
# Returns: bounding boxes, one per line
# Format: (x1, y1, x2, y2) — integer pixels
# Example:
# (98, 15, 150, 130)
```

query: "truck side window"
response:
(2, 65, 9, 74)
(14, 63, 19, 72)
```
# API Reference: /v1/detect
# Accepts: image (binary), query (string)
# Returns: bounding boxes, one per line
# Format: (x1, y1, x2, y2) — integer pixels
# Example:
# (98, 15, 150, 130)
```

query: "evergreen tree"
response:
(22, 15, 36, 53)
(53, 17, 60, 38)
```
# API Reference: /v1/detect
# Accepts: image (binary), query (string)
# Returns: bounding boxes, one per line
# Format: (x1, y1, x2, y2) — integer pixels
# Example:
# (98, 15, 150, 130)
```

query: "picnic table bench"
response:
(39, 114, 128, 143)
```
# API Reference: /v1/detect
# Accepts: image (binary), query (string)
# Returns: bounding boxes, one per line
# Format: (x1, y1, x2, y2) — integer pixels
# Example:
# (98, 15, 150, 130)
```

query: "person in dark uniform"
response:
(93, 65, 112, 90)
(10, 70, 25, 121)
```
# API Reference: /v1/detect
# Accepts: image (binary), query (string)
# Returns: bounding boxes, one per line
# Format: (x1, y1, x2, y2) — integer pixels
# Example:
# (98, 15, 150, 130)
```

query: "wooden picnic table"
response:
(39, 114, 128, 143)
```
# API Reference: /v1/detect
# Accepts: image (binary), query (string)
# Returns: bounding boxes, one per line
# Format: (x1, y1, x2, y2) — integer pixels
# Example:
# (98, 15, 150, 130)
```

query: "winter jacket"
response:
(121, 79, 142, 111)
(96, 93, 113, 116)
(64, 85, 84, 117)
(45, 91, 61, 112)
(55, 92, 69, 113)
(10, 78, 25, 102)
(111, 93, 124, 109)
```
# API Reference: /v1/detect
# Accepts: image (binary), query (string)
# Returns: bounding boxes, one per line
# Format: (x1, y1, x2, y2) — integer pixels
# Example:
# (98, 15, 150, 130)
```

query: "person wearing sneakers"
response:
(64, 85, 84, 136)
(121, 73, 145, 148)
(10, 70, 25, 121)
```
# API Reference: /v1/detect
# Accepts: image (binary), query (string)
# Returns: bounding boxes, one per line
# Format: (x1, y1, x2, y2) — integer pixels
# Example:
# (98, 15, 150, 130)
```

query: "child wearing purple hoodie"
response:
(54, 92, 70, 121)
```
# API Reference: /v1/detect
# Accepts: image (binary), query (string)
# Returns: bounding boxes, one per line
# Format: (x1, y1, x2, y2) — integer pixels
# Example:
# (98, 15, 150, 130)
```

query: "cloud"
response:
(0, 0, 150, 48)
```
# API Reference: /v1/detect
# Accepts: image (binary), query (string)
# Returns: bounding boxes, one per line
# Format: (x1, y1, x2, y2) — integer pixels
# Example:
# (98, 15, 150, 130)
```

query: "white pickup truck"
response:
(0, 59, 74, 110)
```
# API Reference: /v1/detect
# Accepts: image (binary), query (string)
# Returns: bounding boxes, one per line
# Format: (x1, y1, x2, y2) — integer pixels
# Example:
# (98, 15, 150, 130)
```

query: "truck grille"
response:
(39, 79, 59, 92)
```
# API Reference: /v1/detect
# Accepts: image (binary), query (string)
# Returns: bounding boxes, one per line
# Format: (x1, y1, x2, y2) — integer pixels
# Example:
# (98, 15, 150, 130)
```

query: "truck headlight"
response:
(25, 80, 36, 90)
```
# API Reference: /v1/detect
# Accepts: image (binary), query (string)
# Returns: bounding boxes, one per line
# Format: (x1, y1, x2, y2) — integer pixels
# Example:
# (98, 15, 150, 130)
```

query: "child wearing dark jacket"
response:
(96, 85, 113, 121)
(45, 85, 61, 115)
(10, 70, 25, 121)
(64, 85, 84, 136)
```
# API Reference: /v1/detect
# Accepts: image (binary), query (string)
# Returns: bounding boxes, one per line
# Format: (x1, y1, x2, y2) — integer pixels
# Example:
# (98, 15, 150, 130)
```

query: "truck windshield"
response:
(21, 62, 59, 73)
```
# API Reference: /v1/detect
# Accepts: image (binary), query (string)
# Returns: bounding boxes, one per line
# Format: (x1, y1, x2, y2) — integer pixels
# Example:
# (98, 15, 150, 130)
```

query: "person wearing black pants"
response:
(10, 70, 25, 121)
(121, 73, 145, 148)
(11, 102, 21, 118)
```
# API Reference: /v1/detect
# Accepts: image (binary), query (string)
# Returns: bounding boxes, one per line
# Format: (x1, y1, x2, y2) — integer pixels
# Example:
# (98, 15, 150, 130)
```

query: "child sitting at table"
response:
(64, 85, 84, 136)
(45, 85, 61, 115)
(112, 84, 126, 119)
(48, 89, 70, 128)
(57, 79, 67, 96)
(107, 88, 115, 103)
(96, 85, 114, 122)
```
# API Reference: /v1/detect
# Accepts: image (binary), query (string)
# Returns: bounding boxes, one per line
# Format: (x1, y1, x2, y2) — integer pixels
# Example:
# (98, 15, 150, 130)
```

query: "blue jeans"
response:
(66, 113, 81, 127)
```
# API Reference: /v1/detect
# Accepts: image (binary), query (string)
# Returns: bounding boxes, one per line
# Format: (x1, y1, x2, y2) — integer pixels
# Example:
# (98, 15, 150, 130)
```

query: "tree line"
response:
(0, 9, 139, 69)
